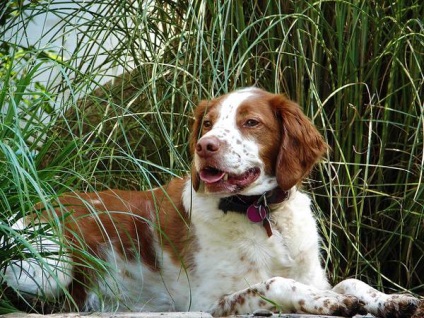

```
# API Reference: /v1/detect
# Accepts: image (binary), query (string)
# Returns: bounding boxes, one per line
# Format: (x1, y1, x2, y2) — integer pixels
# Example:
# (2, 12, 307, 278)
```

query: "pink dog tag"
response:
(247, 204, 267, 223)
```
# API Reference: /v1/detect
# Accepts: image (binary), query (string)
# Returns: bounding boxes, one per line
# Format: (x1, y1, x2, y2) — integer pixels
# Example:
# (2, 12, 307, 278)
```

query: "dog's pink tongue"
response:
(199, 169, 225, 184)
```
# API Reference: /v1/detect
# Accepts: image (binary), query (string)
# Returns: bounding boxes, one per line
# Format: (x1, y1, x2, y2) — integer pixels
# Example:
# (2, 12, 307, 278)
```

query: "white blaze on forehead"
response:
(207, 88, 259, 143)
(214, 88, 258, 128)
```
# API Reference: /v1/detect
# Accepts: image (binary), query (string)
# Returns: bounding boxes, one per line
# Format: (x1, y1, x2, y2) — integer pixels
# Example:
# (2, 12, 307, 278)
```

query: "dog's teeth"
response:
(224, 173, 229, 181)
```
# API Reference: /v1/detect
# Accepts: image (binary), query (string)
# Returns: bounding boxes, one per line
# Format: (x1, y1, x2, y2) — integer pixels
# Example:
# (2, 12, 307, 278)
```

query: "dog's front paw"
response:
(332, 294, 367, 317)
(293, 290, 367, 317)
(298, 291, 367, 317)
(332, 278, 420, 318)
(377, 294, 420, 318)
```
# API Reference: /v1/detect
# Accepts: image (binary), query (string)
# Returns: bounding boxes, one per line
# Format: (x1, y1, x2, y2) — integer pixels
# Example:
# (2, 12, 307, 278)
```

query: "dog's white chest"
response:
(187, 212, 294, 310)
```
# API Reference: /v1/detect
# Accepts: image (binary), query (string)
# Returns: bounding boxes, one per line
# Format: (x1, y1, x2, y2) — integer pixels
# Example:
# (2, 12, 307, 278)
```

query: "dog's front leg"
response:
(333, 278, 420, 318)
(208, 277, 365, 317)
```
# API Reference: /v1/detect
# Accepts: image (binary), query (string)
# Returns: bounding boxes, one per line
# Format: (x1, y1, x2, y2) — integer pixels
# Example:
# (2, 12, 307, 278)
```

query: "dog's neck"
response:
(218, 187, 288, 214)
(218, 187, 289, 237)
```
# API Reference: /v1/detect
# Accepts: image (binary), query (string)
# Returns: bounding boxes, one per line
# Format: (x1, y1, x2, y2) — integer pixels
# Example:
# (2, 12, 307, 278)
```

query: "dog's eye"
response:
(202, 120, 212, 128)
(244, 119, 260, 127)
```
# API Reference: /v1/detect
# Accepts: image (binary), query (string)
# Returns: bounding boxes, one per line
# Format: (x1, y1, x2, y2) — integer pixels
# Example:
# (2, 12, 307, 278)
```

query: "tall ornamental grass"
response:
(0, 0, 422, 313)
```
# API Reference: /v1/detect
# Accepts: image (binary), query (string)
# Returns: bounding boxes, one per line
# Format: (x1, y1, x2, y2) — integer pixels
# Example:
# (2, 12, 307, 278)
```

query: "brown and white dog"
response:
(3, 88, 419, 317)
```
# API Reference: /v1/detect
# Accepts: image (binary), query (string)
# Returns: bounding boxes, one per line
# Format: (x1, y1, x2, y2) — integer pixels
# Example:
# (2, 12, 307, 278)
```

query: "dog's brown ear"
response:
(271, 95, 328, 191)
(189, 100, 209, 192)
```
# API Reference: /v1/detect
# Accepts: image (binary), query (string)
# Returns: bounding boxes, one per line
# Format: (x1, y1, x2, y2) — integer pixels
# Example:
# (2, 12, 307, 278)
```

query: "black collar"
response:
(217, 188, 289, 237)
(218, 187, 289, 214)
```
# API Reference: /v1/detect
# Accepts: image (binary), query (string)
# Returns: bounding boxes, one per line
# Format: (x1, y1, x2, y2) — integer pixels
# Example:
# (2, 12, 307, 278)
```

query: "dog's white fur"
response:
(2, 88, 419, 317)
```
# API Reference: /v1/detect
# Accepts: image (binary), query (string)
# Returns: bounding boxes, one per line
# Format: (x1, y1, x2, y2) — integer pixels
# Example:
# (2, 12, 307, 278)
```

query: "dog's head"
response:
(190, 88, 327, 195)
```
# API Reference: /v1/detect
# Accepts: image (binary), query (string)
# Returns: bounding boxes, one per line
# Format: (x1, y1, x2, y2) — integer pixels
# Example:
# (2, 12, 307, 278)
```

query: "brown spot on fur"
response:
(236, 295, 245, 306)
(298, 299, 307, 312)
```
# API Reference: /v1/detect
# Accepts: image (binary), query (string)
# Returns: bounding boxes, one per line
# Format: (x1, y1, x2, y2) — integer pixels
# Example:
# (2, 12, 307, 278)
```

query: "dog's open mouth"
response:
(199, 166, 260, 189)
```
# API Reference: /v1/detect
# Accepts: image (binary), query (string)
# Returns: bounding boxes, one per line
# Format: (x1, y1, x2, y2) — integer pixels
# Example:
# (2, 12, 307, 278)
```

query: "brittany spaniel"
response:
(3, 88, 419, 317)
